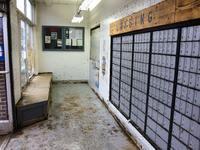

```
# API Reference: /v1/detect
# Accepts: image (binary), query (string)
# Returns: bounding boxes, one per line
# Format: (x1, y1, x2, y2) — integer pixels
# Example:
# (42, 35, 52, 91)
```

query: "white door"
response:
(0, 12, 13, 135)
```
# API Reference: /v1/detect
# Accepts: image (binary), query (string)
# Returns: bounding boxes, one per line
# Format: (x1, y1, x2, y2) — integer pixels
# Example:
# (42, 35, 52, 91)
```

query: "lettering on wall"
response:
(110, 0, 200, 36)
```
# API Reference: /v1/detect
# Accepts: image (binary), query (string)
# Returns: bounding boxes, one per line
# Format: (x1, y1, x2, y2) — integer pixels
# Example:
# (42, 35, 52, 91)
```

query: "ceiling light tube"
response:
(79, 0, 91, 10)
(71, 13, 84, 23)
(88, 0, 102, 11)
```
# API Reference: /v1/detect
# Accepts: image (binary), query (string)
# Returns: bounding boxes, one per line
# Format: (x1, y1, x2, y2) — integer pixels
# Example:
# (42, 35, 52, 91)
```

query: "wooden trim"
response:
(110, 0, 200, 36)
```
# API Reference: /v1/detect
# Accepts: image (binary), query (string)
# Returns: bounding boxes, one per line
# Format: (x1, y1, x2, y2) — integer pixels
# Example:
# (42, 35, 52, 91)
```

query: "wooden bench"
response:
(16, 73, 53, 127)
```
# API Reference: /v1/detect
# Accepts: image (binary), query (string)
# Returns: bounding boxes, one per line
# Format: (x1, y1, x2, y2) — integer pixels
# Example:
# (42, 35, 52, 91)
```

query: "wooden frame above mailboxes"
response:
(110, 0, 200, 36)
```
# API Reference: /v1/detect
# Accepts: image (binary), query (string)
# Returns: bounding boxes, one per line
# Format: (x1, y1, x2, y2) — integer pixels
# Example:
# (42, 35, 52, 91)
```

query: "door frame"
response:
(0, 12, 13, 135)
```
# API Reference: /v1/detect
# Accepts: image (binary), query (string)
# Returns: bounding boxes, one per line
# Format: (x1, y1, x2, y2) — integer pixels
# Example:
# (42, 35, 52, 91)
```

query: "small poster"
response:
(51, 32, 57, 40)
(77, 39, 82, 46)
(72, 39, 77, 46)
(57, 39, 62, 47)
(66, 39, 71, 46)
(95, 68, 99, 88)
(45, 36, 51, 43)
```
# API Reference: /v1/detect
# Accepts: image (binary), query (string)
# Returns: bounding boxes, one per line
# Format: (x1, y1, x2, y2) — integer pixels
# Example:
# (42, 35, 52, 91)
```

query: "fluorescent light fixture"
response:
(79, 0, 90, 10)
(79, 0, 102, 11)
(71, 13, 84, 23)
(88, 0, 102, 11)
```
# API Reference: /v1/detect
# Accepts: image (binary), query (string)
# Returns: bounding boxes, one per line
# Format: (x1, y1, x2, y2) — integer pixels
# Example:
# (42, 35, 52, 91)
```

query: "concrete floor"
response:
(6, 83, 139, 150)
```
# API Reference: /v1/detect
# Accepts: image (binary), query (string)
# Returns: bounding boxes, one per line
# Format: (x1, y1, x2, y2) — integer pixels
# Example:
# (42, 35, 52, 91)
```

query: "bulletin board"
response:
(42, 26, 84, 51)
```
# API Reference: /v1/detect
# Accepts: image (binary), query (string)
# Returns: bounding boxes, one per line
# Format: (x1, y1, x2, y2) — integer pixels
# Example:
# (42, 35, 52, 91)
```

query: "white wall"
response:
(88, 0, 164, 100)
(37, 3, 90, 81)
(10, 0, 21, 104)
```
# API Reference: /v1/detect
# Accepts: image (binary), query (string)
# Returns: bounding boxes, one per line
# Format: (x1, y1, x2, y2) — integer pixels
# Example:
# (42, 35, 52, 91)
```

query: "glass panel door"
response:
(0, 12, 13, 135)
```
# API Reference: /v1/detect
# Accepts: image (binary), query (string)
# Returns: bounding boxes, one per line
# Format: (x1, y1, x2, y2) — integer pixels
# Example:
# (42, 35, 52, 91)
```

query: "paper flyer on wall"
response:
(72, 39, 77, 46)
(101, 51, 107, 83)
(51, 32, 57, 40)
(57, 39, 62, 47)
(66, 39, 71, 46)
(45, 36, 51, 43)
(77, 39, 82, 46)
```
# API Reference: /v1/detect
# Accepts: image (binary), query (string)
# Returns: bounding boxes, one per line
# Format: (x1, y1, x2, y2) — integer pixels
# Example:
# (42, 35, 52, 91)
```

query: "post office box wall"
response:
(111, 25, 200, 150)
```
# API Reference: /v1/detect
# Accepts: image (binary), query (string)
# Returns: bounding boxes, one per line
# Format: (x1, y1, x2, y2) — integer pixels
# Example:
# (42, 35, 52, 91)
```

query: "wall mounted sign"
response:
(110, 0, 200, 36)
(0, 44, 4, 61)
(42, 26, 84, 51)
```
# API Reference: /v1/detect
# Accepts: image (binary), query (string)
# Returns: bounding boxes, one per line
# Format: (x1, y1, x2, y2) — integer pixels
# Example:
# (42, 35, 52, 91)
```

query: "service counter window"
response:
(42, 26, 84, 51)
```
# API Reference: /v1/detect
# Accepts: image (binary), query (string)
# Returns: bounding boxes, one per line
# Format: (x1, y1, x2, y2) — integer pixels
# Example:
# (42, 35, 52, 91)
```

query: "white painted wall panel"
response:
(37, 3, 90, 81)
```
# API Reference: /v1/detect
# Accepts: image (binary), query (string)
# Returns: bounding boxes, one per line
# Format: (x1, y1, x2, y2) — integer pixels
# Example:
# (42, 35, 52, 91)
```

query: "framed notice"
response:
(42, 26, 84, 51)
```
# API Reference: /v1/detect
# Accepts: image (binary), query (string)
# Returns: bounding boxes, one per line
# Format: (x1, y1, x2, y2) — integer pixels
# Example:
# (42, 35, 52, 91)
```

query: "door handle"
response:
(0, 71, 9, 74)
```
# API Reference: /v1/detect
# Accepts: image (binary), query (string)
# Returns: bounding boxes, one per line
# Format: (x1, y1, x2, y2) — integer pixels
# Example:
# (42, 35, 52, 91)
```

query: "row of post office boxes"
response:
(133, 71, 148, 84)
(113, 37, 121, 44)
(120, 96, 130, 108)
(134, 43, 150, 53)
(131, 98, 146, 113)
(112, 83, 119, 93)
(150, 90, 172, 107)
(151, 65, 175, 81)
(121, 59, 132, 69)
(132, 80, 148, 94)
(175, 98, 200, 122)
(147, 117, 170, 144)
(130, 113, 145, 131)
(132, 88, 147, 103)
(137, 117, 145, 131)
(121, 74, 131, 85)
(149, 101, 171, 120)
(153, 29, 178, 42)
(149, 82, 174, 100)
(122, 35, 133, 43)
(176, 85, 200, 106)
(151, 55, 176, 68)
(179, 57, 200, 73)
(113, 51, 121, 58)
(111, 77, 120, 87)
(121, 51, 132, 60)
(119, 103, 129, 117)
(121, 67, 131, 77)
(120, 89, 130, 100)
(150, 77, 174, 94)
(112, 44, 121, 51)
(131, 105, 146, 121)
(133, 62, 149, 73)
(171, 136, 188, 150)
(112, 64, 120, 72)
(111, 89, 119, 100)
(180, 42, 200, 56)
(122, 44, 132, 52)
(112, 57, 120, 65)
(173, 111, 200, 139)
(120, 82, 130, 93)
(147, 127, 169, 150)
(181, 26, 200, 41)
(134, 53, 150, 63)
(152, 42, 177, 54)
(134, 33, 151, 43)
(172, 126, 200, 150)
(147, 108, 170, 130)
(111, 95, 119, 106)
(148, 97, 171, 117)
(112, 70, 120, 79)
(178, 71, 200, 89)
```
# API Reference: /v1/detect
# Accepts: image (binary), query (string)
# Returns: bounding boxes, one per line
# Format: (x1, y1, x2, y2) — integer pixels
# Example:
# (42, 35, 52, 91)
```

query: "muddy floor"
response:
(6, 84, 139, 150)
